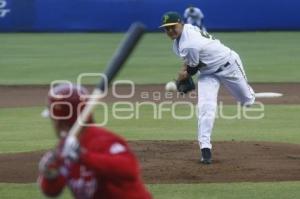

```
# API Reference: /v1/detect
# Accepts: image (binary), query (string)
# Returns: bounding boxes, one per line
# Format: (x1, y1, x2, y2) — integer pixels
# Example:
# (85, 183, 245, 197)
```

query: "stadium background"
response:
(1, 0, 300, 31)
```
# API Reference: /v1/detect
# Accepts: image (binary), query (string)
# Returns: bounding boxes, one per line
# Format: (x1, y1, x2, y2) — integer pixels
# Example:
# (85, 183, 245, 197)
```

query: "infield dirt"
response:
(0, 83, 299, 183)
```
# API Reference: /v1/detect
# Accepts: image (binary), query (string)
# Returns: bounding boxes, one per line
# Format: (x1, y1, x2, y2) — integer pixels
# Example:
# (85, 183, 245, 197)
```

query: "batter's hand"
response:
(62, 136, 80, 161)
(39, 151, 61, 180)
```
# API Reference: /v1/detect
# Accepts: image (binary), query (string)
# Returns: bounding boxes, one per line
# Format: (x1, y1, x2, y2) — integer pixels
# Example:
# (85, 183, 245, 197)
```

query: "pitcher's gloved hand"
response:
(176, 76, 195, 94)
(39, 150, 62, 180)
(62, 136, 80, 161)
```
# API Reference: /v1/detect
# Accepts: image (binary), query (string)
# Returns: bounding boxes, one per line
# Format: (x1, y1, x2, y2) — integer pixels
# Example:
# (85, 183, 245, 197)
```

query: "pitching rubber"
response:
(254, 92, 283, 98)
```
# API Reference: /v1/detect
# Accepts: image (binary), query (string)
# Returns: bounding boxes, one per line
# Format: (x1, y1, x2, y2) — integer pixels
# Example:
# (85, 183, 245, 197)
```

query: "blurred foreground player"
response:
(38, 83, 152, 199)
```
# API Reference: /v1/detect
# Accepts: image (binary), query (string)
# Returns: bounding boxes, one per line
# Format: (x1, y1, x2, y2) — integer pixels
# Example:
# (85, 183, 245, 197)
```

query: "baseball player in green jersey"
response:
(160, 11, 255, 164)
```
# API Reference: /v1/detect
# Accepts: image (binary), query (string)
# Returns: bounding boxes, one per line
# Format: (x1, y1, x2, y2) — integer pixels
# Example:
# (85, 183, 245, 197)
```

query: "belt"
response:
(215, 61, 230, 73)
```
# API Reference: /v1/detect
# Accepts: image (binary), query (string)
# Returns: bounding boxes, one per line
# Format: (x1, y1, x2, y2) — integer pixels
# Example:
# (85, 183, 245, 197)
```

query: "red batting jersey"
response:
(39, 126, 152, 199)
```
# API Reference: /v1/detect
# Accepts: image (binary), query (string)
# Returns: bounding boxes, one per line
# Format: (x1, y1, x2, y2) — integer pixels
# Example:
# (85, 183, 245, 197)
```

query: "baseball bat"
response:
(68, 22, 145, 138)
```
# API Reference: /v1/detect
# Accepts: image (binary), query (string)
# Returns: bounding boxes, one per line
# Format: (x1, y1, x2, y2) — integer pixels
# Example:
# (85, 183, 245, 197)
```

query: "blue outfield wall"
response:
(0, 0, 300, 32)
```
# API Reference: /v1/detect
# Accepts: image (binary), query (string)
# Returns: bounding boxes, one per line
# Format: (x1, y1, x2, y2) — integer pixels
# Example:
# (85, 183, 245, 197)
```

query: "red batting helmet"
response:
(43, 83, 92, 135)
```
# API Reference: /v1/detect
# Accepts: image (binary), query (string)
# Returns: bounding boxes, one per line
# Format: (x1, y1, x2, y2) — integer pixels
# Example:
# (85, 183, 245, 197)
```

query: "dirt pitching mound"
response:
(0, 141, 300, 184)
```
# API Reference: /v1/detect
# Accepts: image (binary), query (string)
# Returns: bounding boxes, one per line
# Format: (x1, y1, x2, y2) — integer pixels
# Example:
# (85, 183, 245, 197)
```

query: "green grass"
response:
(0, 104, 299, 153)
(149, 182, 300, 199)
(0, 107, 55, 153)
(1, 32, 300, 84)
(1, 182, 300, 199)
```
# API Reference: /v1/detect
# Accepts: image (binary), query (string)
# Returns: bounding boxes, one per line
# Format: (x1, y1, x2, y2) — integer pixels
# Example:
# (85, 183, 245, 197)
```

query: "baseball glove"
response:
(176, 77, 195, 94)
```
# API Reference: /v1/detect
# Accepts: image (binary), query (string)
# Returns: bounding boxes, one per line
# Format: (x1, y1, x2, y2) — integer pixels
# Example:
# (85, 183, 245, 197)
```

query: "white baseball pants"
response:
(197, 51, 255, 149)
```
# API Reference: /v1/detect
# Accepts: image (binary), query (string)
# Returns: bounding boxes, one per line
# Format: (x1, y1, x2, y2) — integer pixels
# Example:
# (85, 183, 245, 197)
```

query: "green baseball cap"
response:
(159, 11, 182, 28)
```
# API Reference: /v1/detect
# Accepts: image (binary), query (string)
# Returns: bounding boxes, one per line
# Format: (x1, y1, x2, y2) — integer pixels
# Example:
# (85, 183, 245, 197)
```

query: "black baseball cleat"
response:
(200, 148, 212, 164)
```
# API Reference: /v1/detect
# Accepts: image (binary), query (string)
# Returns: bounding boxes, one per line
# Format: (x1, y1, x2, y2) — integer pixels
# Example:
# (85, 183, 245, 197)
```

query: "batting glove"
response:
(62, 136, 80, 161)
(39, 151, 61, 180)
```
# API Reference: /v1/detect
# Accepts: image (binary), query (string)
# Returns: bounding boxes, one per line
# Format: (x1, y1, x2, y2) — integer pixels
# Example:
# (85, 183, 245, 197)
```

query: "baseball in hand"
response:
(165, 81, 177, 92)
